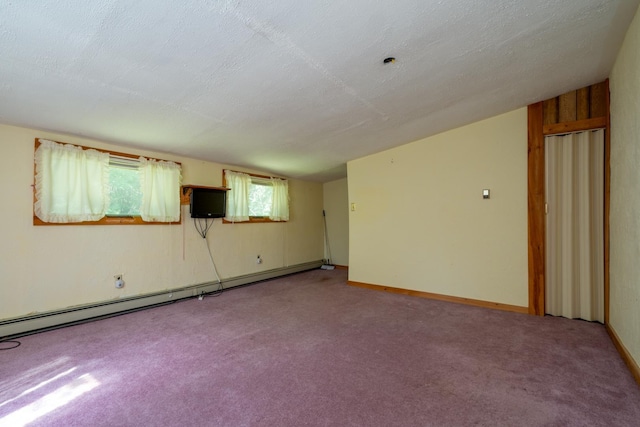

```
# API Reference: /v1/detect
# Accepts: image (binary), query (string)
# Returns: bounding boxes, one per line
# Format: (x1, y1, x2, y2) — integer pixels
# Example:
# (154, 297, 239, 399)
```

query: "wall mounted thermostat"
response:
(483, 189, 490, 199)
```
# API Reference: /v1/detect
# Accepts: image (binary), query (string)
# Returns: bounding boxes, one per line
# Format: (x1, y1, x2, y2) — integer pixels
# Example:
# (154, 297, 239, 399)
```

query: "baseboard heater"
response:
(0, 260, 323, 339)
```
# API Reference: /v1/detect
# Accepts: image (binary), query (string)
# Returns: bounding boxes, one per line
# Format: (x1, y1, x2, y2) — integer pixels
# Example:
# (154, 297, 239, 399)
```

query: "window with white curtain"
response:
(107, 155, 143, 217)
(138, 157, 182, 222)
(34, 139, 182, 225)
(35, 139, 110, 223)
(223, 169, 289, 223)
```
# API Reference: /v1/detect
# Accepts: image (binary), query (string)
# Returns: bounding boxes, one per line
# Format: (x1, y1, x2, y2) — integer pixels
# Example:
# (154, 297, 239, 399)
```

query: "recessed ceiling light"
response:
(383, 57, 396, 64)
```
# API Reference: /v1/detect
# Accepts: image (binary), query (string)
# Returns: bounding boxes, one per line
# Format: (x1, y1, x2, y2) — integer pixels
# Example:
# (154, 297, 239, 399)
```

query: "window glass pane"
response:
(249, 182, 272, 217)
(107, 165, 142, 216)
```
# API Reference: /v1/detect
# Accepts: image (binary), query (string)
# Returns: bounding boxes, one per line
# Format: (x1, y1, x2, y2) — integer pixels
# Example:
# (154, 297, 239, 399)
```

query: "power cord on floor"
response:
(193, 218, 223, 298)
(0, 339, 21, 350)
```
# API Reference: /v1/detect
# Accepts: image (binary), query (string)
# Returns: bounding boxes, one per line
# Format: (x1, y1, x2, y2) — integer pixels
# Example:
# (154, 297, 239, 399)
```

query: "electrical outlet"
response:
(256, 255, 262, 264)
(114, 274, 124, 289)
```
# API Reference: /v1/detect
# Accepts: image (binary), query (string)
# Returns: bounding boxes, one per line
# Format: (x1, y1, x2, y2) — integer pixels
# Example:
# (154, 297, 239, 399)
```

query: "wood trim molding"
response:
(603, 79, 611, 325)
(606, 324, 640, 386)
(543, 116, 607, 136)
(33, 216, 179, 226)
(347, 281, 528, 314)
(222, 218, 285, 224)
(334, 265, 349, 270)
(34, 138, 182, 165)
(528, 102, 546, 316)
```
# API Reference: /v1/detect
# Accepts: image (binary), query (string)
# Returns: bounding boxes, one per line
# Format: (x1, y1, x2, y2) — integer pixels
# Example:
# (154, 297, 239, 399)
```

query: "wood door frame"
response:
(528, 103, 546, 315)
(527, 80, 611, 322)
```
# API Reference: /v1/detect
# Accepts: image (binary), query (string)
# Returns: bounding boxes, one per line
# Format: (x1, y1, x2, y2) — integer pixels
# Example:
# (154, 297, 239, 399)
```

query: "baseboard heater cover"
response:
(0, 260, 323, 339)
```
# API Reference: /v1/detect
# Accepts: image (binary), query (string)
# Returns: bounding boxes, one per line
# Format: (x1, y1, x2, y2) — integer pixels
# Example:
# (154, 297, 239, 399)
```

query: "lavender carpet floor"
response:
(1, 269, 639, 426)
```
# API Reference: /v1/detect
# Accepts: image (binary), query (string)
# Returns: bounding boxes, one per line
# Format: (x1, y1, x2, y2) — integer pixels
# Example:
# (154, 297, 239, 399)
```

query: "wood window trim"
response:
(33, 138, 182, 226)
(33, 216, 177, 226)
(221, 169, 287, 224)
(34, 139, 182, 165)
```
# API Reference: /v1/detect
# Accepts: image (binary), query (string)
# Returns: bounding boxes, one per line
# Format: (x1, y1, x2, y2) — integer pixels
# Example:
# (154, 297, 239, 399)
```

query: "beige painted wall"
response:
(347, 108, 528, 307)
(0, 124, 323, 320)
(610, 5, 640, 370)
(322, 178, 349, 266)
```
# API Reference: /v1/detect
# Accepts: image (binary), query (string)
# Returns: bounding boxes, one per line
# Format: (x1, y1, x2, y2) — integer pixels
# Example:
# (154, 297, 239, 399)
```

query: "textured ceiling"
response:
(1, 0, 638, 182)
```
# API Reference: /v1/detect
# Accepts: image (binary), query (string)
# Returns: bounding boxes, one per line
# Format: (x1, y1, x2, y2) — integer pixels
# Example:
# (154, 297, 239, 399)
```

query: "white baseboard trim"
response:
(0, 260, 323, 338)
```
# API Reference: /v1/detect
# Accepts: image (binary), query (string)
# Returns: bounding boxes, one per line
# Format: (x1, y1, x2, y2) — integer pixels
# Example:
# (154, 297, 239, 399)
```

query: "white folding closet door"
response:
(545, 129, 604, 322)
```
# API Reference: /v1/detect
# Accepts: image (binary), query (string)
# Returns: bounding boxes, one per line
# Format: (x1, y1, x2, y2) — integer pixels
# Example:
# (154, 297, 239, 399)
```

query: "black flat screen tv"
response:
(190, 188, 227, 218)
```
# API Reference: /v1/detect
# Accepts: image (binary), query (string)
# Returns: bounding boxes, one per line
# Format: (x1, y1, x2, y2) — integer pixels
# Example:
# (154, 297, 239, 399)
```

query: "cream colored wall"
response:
(0, 124, 323, 320)
(322, 178, 349, 266)
(609, 5, 640, 370)
(347, 108, 528, 307)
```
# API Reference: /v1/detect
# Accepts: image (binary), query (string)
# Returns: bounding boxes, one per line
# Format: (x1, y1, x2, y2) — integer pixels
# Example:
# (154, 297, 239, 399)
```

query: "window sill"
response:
(33, 216, 181, 226)
(222, 217, 287, 224)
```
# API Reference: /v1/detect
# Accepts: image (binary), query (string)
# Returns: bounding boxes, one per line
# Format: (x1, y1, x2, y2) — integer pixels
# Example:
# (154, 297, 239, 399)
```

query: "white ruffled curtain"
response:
(270, 177, 289, 221)
(34, 139, 110, 223)
(224, 169, 251, 222)
(139, 157, 182, 222)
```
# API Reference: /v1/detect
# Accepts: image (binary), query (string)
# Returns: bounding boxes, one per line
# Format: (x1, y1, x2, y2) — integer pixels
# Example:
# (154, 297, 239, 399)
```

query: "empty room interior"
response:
(2, 1, 640, 425)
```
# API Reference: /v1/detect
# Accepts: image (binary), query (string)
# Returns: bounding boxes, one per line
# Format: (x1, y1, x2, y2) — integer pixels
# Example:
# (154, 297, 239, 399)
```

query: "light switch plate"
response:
(483, 189, 490, 199)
